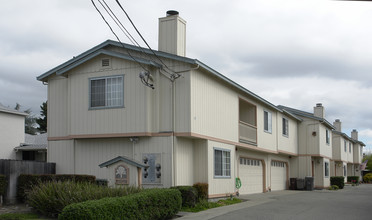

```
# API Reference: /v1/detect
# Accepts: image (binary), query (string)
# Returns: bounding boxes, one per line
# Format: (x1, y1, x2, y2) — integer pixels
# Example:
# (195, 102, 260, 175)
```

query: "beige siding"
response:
(68, 57, 149, 135)
(319, 125, 332, 158)
(73, 137, 173, 187)
(48, 140, 75, 174)
(0, 112, 25, 159)
(193, 139, 208, 183)
(190, 70, 238, 142)
(175, 70, 191, 133)
(175, 137, 194, 185)
(332, 135, 342, 160)
(48, 77, 68, 137)
(256, 107, 277, 152)
(298, 119, 319, 155)
(277, 113, 298, 154)
(208, 140, 235, 196)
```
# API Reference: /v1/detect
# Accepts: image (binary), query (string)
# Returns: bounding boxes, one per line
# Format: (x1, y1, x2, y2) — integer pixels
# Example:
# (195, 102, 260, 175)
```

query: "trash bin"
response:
(305, 176, 314, 191)
(290, 178, 297, 190)
(296, 178, 304, 190)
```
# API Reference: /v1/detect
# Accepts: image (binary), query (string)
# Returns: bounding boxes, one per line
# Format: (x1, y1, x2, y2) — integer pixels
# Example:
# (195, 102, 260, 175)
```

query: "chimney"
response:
(158, 10, 186, 56)
(351, 129, 358, 140)
(333, 119, 341, 132)
(313, 103, 325, 118)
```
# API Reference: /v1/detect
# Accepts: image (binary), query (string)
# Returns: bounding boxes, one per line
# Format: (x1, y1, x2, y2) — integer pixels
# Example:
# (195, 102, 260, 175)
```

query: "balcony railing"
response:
(239, 121, 257, 144)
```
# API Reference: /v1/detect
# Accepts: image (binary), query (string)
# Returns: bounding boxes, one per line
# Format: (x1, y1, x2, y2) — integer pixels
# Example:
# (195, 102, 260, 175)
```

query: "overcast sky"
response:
(1, 0, 371, 152)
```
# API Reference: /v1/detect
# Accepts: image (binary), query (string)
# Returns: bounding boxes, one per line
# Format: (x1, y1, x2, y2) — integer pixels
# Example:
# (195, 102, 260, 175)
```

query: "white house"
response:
(37, 11, 366, 196)
(0, 104, 28, 159)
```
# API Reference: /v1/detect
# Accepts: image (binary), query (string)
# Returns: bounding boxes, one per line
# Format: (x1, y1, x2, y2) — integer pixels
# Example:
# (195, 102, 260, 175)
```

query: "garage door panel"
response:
(271, 161, 286, 191)
(239, 158, 263, 194)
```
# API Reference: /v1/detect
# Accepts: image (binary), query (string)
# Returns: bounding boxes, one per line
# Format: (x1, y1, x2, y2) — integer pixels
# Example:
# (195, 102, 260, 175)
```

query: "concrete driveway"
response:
(179, 184, 372, 220)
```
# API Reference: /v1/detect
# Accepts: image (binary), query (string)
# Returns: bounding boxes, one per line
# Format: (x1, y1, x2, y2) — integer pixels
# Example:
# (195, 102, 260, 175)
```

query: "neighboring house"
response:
(14, 133, 48, 162)
(0, 103, 28, 159)
(278, 104, 334, 189)
(37, 11, 366, 196)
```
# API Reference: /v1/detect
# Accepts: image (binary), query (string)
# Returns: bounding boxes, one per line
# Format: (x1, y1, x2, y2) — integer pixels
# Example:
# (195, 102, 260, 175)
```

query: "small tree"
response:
(15, 103, 38, 135)
(36, 101, 47, 133)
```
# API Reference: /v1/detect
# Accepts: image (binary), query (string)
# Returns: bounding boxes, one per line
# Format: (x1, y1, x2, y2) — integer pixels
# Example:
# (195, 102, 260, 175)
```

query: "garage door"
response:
(271, 161, 286, 191)
(238, 158, 263, 194)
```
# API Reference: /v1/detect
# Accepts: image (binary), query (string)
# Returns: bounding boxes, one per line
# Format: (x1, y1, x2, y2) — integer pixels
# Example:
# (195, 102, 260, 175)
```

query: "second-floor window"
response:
(344, 140, 347, 152)
(264, 110, 272, 133)
(326, 129, 330, 145)
(349, 143, 351, 153)
(90, 75, 124, 109)
(282, 117, 289, 137)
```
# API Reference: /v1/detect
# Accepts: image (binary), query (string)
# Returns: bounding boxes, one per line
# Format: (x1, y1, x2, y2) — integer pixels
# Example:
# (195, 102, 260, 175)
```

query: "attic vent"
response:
(101, 58, 110, 67)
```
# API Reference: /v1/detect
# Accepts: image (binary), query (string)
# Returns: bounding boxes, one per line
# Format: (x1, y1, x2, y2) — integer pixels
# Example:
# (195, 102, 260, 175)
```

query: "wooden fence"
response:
(0, 159, 55, 204)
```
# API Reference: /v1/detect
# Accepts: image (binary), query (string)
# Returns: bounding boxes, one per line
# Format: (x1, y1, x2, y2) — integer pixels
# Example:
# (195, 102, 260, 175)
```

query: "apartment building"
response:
(37, 11, 365, 196)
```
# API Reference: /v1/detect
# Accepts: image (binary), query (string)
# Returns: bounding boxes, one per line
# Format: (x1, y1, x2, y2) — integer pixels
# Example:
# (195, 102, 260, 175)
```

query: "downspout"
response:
(160, 64, 199, 187)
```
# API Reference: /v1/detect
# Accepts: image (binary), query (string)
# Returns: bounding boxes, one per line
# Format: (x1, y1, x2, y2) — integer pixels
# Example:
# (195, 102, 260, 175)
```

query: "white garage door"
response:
(238, 158, 263, 194)
(271, 161, 286, 191)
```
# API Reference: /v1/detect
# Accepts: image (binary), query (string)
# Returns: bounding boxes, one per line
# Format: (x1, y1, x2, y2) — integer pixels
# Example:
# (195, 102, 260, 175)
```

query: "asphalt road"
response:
(180, 184, 372, 220)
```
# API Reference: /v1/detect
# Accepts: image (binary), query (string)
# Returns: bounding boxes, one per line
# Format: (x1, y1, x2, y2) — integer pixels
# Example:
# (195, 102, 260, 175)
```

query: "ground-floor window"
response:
(214, 148, 231, 178)
(325, 162, 329, 177)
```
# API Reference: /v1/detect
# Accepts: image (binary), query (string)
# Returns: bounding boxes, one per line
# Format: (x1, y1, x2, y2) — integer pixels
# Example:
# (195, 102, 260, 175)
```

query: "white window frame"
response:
(89, 75, 124, 109)
(214, 148, 231, 178)
(325, 162, 329, 177)
(264, 110, 272, 133)
(344, 140, 347, 152)
(282, 117, 289, 137)
(326, 129, 330, 145)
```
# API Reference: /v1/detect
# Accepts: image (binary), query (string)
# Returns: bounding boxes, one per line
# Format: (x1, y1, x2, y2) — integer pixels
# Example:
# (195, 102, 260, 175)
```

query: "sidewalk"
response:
(177, 190, 304, 220)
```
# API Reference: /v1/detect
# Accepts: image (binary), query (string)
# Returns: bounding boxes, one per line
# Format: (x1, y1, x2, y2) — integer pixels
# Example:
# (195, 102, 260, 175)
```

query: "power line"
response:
(91, 0, 149, 72)
(115, 0, 179, 79)
(100, 0, 170, 77)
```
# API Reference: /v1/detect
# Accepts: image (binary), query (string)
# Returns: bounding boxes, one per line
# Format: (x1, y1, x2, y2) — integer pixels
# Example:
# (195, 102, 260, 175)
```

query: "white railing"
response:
(239, 121, 257, 144)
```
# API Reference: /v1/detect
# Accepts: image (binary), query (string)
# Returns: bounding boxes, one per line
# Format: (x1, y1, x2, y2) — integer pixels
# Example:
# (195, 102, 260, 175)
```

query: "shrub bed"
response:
(193, 183, 208, 201)
(330, 176, 345, 189)
(0, 175, 7, 197)
(363, 173, 372, 183)
(26, 180, 141, 217)
(347, 176, 359, 184)
(17, 174, 95, 202)
(59, 188, 182, 220)
(172, 186, 198, 207)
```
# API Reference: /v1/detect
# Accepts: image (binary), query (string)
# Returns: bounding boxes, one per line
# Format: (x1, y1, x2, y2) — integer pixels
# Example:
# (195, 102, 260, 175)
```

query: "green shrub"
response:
(330, 176, 345, 189)
(347, 176, 359, 184)
(193, 182, 208, 201)
(17, 174, 95, 202)
(26, 180, 141, 217)
(95, 179, 108, 187)
(0, 213, 39, 219)
(328, 185, 339, 190)
(0, 175, 7, 196)
(363, 173, 372, 183)
(59, 188, 182, 220)
(172, 186, 198, 207)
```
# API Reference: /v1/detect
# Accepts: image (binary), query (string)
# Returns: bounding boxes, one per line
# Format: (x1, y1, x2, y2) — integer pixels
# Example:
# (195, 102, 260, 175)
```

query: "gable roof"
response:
(37, 40, 282, 112)
(277, 105, 335, 129)
(15, 133, 48, 151)
(99, 156, 148, 168)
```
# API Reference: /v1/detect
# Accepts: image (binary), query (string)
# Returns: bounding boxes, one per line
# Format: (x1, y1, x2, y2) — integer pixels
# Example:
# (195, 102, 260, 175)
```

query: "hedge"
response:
(172, 186, 198, 207)
(17, 174, 95, 202)
(347, 176, 359, 184)
(193, 183, 208, 201)
(59, 188, 182, 220)
(364, 173, 372, 183)
(0, 175, 7, 196)
(330, 176, 345, 189)
(27, 181, 141, 217)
